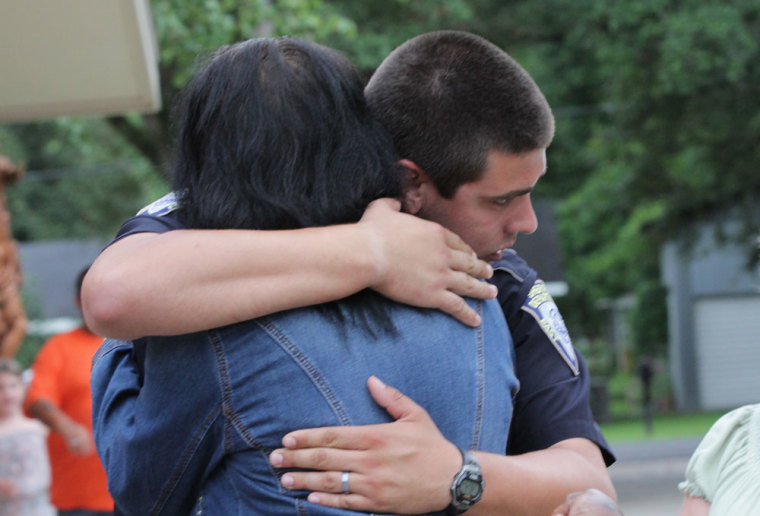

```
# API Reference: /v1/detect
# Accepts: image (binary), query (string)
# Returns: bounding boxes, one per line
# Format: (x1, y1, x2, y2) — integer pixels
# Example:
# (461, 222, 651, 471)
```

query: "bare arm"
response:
(470, 440, 613, 516)
(27, 399, 94, 457)
(679, 494, 710, 516)
(269, 377, 615, 516)
(82, 199, 496, 339)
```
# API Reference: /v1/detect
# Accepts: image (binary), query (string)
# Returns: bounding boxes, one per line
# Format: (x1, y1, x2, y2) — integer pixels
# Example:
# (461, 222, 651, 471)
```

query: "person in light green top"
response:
(679, 403, 760, 515)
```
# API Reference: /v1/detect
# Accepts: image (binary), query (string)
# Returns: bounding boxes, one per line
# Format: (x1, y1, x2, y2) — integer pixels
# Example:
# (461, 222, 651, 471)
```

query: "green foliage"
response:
(629, 281, 669, 358)
(607, 371, 640, 419)
(6, 161, 166, 241)
(606, 367, 672, 420)
(1, 118, 167, 241)
(538, 0, 760, 341)
(600, 409, 724, 442)
(152, 0, 357, 89)
(2, 0, 758, 367)
(13, 335, 46, 370)
(323, 0, 475, 70)
(574, 338, 616, 377)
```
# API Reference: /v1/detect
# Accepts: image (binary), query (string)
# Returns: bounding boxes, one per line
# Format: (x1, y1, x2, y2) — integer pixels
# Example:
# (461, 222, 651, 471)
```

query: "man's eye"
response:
(493, 198, 512, 206)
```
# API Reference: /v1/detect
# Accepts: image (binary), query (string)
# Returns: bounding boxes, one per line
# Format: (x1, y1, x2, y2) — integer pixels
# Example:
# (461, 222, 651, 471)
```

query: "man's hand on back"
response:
(269, 376, 460, 514)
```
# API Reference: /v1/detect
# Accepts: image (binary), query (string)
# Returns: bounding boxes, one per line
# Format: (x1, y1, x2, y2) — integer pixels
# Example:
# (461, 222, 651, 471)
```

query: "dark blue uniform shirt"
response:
(111, 193, 615, 466)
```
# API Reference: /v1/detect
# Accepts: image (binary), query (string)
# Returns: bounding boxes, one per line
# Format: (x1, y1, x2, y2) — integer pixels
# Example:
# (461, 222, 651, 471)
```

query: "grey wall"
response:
(662, 217, 760, 411)
(18, 238, 108, 321)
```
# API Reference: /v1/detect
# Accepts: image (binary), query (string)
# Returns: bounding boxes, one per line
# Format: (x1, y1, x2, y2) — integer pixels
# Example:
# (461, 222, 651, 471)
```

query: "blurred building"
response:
(663, 211, 760, 412)
(19, 239, 107, 336)
(511, 200, 568, 298)
(0, 0, 160, 123)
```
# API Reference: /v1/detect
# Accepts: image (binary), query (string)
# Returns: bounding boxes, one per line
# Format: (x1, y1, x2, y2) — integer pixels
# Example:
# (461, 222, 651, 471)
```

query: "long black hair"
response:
(172, 37, 402, 230)
(171, 37, 404, 334)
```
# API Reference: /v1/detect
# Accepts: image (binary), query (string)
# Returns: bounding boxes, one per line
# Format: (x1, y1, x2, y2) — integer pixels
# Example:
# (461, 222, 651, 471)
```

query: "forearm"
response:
(83, 225, 379, 339)
(470, 439, 615, 516)
(27, 399, 77, 435)
(83, 199, 495, 339)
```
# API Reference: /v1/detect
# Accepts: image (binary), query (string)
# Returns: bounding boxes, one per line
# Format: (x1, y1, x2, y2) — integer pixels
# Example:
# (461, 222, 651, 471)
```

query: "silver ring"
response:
(341, 471, 350, 494)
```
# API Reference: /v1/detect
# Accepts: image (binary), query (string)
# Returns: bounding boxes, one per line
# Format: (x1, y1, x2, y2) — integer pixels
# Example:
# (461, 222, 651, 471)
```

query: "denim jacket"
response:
(91, 298, 518, 515)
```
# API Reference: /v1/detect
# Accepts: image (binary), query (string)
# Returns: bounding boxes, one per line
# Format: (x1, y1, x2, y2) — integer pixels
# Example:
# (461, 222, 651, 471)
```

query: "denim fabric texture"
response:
(92, 298, 518, 516)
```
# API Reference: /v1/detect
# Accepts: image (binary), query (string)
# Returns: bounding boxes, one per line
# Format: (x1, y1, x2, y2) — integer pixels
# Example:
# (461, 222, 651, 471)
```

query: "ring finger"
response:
(282, 470, 365, 495)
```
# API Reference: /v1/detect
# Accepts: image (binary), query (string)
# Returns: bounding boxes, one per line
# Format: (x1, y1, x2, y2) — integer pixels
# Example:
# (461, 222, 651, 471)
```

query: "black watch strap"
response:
(448, 449, 485, 514)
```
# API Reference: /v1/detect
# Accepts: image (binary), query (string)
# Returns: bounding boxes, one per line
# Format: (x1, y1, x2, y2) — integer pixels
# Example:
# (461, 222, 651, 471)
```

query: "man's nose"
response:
(509, 196, 538, 235)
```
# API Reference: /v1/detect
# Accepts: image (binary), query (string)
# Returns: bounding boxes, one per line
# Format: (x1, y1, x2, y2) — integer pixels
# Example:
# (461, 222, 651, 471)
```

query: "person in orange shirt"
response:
(24, 267, 113, 516)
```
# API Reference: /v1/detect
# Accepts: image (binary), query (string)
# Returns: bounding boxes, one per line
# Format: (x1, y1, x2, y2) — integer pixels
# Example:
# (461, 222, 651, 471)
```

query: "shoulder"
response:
(693, 404, 760, 463)
(492, 249, 534, 278)
(37, 333, 68, 355)
(490, 250, 578, 374)
(110, 192, 187, 244)
(681, 404, 760, 500)
(42, 328, 82, 347)
(491, 250, 536, 286)
(32, 329, 85, 367)
(490, 250, 537, 315)
(136, 191, 180, 217)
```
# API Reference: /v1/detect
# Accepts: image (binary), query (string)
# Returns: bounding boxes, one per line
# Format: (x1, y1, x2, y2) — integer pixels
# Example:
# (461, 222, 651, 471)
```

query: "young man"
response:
(83, 31, 614, 514)
(268, 32, 614, 515)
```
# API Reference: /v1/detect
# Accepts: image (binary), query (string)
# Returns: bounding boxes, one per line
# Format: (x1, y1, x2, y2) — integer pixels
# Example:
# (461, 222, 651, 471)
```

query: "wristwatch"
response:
(448, 449, 485, 513)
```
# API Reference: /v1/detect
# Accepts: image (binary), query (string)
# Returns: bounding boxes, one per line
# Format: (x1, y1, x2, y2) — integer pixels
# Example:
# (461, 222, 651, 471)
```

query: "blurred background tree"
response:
(1, 0, 759, 399)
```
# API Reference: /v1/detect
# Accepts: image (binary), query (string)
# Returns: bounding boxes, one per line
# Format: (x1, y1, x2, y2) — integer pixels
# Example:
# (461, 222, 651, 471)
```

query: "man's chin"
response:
(486, 249, 506, 262)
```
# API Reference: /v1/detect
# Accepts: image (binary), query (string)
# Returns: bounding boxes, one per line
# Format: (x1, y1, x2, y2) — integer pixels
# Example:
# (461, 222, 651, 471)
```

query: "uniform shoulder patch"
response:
(520, 279, 579, 375)
(137, 192, 179, 217)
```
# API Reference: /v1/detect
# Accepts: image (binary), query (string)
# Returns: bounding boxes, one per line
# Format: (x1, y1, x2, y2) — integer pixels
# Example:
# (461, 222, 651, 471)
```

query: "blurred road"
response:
(608, 437, 702, 516)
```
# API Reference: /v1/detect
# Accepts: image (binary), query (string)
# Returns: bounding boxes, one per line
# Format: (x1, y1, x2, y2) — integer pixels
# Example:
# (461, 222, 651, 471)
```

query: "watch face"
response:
(459, 477, 482, 499)
(451, 452, 485, 511)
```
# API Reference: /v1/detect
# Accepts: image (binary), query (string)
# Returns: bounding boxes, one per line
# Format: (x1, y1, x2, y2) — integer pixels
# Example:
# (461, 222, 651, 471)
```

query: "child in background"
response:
(0, 358, 55, 515)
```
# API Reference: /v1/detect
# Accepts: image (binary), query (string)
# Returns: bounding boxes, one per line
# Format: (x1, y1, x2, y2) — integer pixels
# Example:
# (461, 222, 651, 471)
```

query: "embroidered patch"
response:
(521, 280, 579, 375)
(137, 191, 179, 216)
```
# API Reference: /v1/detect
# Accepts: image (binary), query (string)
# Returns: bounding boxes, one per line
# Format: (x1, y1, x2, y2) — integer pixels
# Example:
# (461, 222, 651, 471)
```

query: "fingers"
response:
(271, 447, 361, 472)
(306, 491, 380, 513)
(441, 227, 472, 254)
(279, 471, 382, 513)
(436, 291, 490, 328)
(281, 470, 350, 493)
(442, 299, 481, 327)
(278, 422, 377, 453)
(446, 246, 494, 281)
(365, 376, 428, 422)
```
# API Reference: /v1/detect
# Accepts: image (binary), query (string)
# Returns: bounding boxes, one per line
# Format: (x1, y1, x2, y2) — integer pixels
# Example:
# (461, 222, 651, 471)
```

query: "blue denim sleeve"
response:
(91, 338, 225, 515)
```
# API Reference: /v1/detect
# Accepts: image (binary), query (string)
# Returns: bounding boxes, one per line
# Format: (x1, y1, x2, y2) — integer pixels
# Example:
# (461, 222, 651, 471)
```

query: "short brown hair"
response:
(366, 30, 554, 198)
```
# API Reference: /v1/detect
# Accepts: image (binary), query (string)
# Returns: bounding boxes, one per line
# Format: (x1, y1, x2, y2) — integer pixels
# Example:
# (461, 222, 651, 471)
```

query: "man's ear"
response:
(399, 159, 430, 215)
